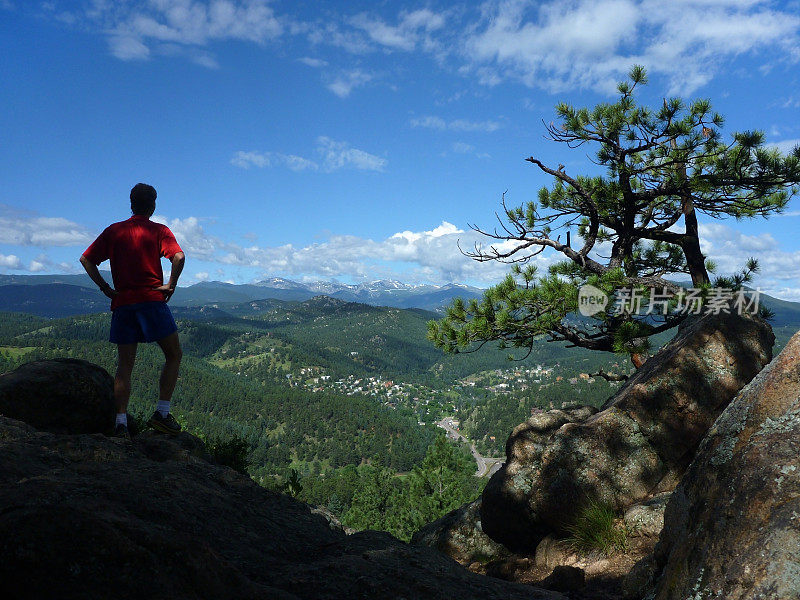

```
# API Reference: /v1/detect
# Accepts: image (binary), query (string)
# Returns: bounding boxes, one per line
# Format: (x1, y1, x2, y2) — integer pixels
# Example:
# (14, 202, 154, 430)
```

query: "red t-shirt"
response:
(82, 215, 183, 310)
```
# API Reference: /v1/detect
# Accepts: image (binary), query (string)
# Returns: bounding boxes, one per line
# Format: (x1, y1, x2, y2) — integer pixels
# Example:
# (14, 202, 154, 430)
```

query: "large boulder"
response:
(0, 359, 115, 434)
(650, 328, 800, 600)
(411, 497, 510, 566)
(481, 312, 774, 550)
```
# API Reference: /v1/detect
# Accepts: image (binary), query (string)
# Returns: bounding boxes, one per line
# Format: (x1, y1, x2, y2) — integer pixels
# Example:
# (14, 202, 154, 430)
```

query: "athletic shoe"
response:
(148, 411, 182, 435)
(113, 423, 131, 440)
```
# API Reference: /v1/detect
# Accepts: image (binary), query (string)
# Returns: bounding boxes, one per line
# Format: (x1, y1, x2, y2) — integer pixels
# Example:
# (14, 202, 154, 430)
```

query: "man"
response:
(80, 183, 186, 439)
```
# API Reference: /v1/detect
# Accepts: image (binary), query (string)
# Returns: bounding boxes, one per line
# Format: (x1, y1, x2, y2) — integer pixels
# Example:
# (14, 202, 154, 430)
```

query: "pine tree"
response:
(342, 464, 398, 532)
(430, 66, 799, 365)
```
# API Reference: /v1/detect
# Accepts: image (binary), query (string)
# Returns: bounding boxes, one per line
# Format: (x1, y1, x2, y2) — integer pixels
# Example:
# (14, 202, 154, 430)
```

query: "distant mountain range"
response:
(0, 273, 485, 314)
(2, 273, 800, 335)
(178, 278, 484, 309)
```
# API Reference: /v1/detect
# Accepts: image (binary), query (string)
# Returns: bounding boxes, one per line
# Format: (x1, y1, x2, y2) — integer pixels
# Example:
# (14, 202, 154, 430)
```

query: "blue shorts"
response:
(110, 301, 178, 344)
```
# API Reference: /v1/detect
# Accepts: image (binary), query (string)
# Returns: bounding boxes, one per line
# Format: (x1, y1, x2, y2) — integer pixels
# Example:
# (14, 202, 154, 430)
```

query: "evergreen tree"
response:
(430, 66, 799, 365)
(342, 464, 398, 532)
(408, 435, 477, 517)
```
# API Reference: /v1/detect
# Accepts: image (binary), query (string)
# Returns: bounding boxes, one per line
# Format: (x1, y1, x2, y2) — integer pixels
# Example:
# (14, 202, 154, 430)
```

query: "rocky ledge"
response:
(0, 359, 563, 600)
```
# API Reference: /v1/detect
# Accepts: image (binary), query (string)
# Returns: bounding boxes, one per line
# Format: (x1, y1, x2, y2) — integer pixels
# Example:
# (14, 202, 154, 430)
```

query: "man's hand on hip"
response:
(153, 284, 176, 302)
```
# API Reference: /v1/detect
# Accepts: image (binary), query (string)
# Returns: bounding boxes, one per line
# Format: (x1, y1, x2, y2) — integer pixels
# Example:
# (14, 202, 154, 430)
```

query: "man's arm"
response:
(153, 251, 185, 302)
(79, 255, 117, 299)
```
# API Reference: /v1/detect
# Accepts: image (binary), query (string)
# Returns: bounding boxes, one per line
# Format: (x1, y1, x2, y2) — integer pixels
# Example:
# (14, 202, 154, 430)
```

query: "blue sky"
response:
(2, 0, 800, 299)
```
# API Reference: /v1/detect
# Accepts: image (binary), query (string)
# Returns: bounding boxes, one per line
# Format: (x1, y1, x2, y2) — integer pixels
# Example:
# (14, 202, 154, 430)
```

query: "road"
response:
(437, 417, 504, 478)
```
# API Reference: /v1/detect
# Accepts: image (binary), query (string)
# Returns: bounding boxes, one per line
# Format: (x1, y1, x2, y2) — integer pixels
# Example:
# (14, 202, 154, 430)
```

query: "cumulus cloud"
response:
(461, 0, 800, 94)
(0, 254, 21, 269)
(231, 137, 386, 173)
(0, 252, 71, 273)
(141, 217, 545, 285)
(698, 222, 800, 299)
(151, 215, 222, 261)
(0, 206, 93, 247)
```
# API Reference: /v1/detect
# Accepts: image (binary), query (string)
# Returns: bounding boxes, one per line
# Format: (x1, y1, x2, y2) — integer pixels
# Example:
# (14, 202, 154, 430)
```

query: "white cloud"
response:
(191, 53, 219, 69)
(767, 139, 800, 155)
(230, 151, 271, 169)
(231, 138, 386, 173)
(152, 215, 222, 261)
(230, 151, 318, 171)
(410, 116, 447, 130)
(305, 21, 373, 54)
(315, 137, 386, 172)
(450, 141, 491, 159)
(0, 207, 93, 247)
(297, 56, 327, 68)
(0, 252, 68, 273)
(461, 0, 800, 94)
(36, 0, 800, 92)
(698, 222, 800, 299)
(108, 35, 151, 60)
(0, 254, 21, 269)
(194, 271, 209, 281)
(130, 0, 281, 44)
(135, 217, 544, 285)
(350, 8, 446, 52)
(768, 287, 800, 302)
(409, 116, 502, 132)
(78, 0, 282, 65)
(781, 96, 800, 108)
(283, 154, 319, 171)
(326, 69, 373, 98)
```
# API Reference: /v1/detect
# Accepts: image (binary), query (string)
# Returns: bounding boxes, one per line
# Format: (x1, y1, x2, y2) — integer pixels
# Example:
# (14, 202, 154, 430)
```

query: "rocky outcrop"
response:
(481, 312, 773, 551)
(411, 497, 510, 567)
(0, 358, 115, 434)
(649, 328, 800, 600)
(0, 360, 565, 600)
(479, 404, 599, 549)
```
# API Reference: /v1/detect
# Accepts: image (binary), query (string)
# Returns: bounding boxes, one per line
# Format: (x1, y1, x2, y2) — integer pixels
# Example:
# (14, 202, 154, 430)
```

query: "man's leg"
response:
(114, 343, 137, 427)
(156, 331, 182, 403)
(148, 332, 183, 434)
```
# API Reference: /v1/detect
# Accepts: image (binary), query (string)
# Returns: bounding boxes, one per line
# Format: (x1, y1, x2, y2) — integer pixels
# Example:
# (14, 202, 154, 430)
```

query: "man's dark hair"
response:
(130, 183, 157, 215)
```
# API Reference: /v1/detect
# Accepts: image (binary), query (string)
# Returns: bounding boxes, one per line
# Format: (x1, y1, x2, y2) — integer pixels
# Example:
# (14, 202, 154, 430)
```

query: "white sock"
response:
(115, 413, 127, 426)
(157, 400, 170, 417)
